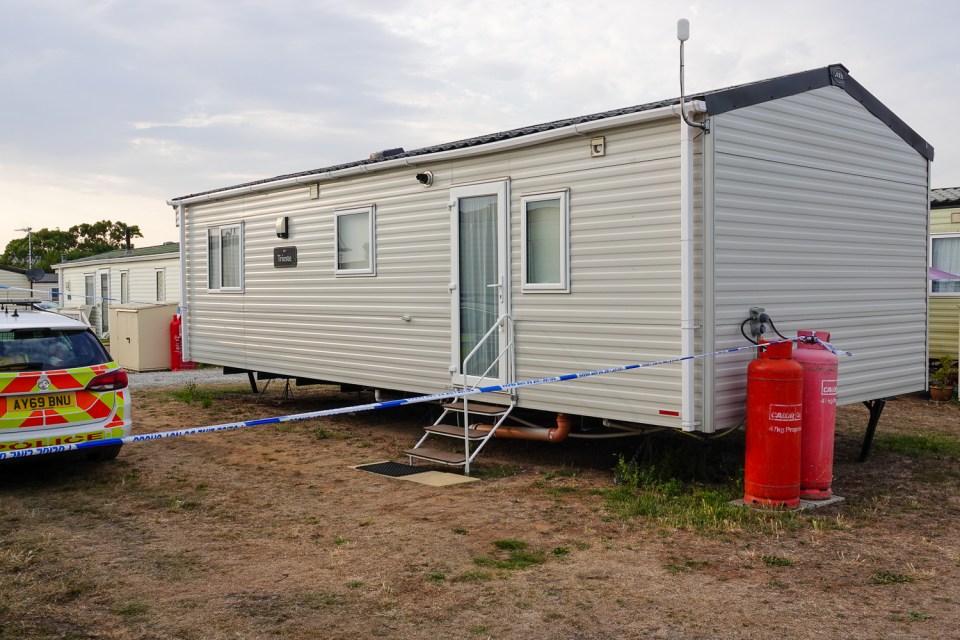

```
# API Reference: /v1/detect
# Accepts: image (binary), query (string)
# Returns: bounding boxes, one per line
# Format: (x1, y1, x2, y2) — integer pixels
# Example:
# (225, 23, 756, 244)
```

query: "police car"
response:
(0, 301, 130, 460)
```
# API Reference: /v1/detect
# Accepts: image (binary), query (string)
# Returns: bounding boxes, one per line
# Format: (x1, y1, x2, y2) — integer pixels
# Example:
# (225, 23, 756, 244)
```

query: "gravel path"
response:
(126, 367, 249, 389)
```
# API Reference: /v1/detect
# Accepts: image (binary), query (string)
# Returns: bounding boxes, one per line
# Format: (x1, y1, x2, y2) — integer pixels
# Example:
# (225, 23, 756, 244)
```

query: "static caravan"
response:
(0, 265, 30, 299)
(55, 243, 181, 337)
(930, 188, 960, 360)
(170, 64, 932, 463)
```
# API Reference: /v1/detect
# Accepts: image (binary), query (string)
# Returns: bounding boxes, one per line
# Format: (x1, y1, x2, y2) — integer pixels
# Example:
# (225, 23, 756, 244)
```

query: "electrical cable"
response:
(740, 318, 758, 345)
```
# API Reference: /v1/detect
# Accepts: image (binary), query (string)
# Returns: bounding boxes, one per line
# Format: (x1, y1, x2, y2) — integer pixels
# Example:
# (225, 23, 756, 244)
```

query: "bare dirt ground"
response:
(1, 382, 959, 640)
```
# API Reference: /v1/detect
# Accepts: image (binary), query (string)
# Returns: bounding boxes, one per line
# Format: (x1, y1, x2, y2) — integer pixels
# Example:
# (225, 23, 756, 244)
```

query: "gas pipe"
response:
(794, 330, 838, 500)
(744, 340, 804, 509)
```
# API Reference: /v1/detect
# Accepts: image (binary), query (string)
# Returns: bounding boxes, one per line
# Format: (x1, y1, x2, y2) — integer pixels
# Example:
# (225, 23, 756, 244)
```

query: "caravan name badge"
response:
(273, 246, 298, 268)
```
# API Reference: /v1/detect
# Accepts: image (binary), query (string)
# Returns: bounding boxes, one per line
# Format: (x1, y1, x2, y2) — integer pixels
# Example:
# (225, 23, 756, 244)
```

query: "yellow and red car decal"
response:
(0, 426, 125, 452)
(0, 362, 126, 430)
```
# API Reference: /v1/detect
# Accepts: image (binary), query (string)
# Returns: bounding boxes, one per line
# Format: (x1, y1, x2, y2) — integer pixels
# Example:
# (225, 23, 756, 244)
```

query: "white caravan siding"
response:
(182, 116, 691, 426)
(0, 269, 29, 294)
(709, 86, 929, 427)
(59, 255, 181, 333)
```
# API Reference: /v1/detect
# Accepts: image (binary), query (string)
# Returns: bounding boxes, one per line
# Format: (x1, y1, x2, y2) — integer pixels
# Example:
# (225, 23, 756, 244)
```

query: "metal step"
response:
(424, 424, 487, 440)
(403, 447, 467, 466)
(442, 399, 510, 415)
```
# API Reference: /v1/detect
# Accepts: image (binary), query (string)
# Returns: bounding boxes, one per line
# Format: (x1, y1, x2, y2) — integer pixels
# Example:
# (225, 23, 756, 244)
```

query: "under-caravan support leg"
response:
(858, 398, 886, 462)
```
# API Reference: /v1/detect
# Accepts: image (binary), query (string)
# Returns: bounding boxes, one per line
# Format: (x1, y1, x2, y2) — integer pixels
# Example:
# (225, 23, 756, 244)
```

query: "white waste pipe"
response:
(680, 108, 698, 431)
(177, 203, 190, 360)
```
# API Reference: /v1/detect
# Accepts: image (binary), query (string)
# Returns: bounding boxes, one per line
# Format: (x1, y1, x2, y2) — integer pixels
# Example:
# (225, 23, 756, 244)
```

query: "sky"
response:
(1, 0, 957, 253)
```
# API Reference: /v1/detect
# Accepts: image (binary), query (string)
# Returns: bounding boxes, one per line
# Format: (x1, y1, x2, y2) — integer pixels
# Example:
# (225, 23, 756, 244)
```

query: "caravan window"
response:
(155, 269, 166, 302)
(207, 223, 244, 292)
(932, 234, 960, 294)
(521, 191, 569, 292)
(335, 205, 376, 276)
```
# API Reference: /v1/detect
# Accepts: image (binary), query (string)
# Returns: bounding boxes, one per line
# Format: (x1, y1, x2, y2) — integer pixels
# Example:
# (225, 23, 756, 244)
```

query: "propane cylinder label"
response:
(821, 381, 837, 396)
(769, 404, 802, 421)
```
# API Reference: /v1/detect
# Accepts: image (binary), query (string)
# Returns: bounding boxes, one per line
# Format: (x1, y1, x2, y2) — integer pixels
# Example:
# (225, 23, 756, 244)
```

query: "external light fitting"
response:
(415, 171, 434, 187)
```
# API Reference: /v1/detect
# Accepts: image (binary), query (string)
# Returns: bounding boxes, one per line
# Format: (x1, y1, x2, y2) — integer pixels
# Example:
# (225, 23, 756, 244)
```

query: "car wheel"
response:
(85, 444, 122, 461)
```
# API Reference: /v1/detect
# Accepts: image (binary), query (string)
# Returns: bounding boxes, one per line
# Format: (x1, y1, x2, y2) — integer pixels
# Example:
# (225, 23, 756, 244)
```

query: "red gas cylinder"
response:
(169, 314, 197, 371)
(794, 330, 839, 500)
(744, 341, 804, 509)
(170, 314, 184, 371)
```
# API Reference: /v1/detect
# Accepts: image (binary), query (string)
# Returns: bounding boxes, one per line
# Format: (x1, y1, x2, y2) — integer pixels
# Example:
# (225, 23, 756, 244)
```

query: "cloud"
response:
(0, 0, 958, 252)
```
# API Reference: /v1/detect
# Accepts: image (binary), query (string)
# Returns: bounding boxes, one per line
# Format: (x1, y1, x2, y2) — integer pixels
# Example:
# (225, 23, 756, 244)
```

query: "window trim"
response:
(155, 268, 166, 302)
(520, 190, 570, 293)
(206, 222, 244, 293)
(931, 232, 960, 297)
(334, 205, 377, 277)
(119, 270, 129, 304)
(83, 274, 95, 305)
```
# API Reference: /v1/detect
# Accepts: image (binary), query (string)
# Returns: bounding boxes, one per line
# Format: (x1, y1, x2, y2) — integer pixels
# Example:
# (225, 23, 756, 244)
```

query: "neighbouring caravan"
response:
(169, 64, 932, 450)
(929, 188, 960, 360)
(55, 243, 181, 337)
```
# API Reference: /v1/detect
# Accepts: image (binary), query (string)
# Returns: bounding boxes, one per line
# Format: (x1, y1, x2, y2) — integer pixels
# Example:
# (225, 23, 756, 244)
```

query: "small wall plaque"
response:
(274, 246, 298, 268)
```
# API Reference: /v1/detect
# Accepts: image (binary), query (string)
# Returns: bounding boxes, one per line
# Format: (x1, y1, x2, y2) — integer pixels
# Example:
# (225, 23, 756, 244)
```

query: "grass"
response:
(872, 570, 913, 585)
(314, 427, 350, 440)
(110, 601, 150, 617)
(603, 438, 814, 534)
(761, 555, 794, 567)
(873, 433, 960, 459)
(474, 540, 547, 570)
(169, 384, 215, 408)
(474, 464, 521, 479)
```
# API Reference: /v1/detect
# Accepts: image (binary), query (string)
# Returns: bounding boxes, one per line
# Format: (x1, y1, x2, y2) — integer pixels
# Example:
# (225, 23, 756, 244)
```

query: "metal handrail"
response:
(460, 314, 514, 474)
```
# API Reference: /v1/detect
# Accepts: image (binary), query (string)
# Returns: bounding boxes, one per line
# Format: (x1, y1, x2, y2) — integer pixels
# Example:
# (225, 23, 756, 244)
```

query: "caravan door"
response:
(97, 269, 110, 336)
(450, 180, 510, 387)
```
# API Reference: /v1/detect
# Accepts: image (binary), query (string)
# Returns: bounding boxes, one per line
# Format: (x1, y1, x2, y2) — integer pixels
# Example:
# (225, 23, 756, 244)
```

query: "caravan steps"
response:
(423, 424, 488, 439)
(441, 400, 511, 415)
(405, 396, 516, 473)
(403, 447, 467, 466)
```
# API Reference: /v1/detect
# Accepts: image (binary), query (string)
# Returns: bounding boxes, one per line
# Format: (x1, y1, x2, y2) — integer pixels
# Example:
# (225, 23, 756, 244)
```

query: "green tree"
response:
(2, 221, 143, 271)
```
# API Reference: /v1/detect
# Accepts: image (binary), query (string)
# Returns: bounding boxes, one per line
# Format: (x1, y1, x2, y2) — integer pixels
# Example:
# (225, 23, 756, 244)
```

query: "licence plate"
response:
(6, 393, 76, 412)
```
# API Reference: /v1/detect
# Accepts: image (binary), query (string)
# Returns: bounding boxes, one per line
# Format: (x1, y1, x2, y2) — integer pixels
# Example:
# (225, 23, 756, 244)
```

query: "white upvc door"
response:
(97, 269, 110, 336)
(450, 180, 510, 387)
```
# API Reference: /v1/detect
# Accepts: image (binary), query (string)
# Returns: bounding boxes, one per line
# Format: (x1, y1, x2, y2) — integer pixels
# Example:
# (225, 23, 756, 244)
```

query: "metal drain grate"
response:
(354, 461, 426, 477)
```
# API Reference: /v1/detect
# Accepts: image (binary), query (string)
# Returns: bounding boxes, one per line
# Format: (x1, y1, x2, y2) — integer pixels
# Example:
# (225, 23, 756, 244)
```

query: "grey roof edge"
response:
(54, 242, 180, 267)
(703, 64, 933, 162)
(0, 264, 27, 275)
(932, 187, 960, 208)
(170, 64, 933, 203)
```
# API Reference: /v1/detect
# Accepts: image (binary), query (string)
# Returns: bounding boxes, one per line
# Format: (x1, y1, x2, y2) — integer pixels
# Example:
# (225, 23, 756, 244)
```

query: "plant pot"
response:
(930, 385, 955, 402)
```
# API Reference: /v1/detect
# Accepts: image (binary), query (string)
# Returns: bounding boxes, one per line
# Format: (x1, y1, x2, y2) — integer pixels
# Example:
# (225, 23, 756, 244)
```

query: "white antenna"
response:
(677, 19, 708, 132)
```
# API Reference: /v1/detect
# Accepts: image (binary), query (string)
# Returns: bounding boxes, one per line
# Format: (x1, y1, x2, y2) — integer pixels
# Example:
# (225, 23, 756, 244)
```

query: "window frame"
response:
(931, 232, 960, 297)
(334, 205, 377, 277)
(155, 268, 166, 302)
(206, 222, 244, 293)
(83, 274, 95, 305)
(520, 190, 570, 293)
(119, 271, 129, 304)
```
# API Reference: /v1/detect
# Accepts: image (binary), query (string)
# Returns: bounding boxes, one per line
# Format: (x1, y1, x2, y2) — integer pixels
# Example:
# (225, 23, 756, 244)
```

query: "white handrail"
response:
(460, 314, 514, 474)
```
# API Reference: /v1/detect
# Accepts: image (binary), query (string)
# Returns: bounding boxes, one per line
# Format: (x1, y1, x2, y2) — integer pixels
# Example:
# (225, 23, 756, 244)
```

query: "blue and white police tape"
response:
(0, 336, 850, 460)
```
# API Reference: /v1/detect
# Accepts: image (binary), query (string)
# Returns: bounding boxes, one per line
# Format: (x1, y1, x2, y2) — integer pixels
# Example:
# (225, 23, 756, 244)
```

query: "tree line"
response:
(2, 221, 143, 272)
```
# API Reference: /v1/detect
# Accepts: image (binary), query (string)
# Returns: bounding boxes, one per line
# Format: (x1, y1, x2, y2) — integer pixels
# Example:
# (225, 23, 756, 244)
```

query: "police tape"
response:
(0, 336, 851, 460)
(0, 284, 171, 309)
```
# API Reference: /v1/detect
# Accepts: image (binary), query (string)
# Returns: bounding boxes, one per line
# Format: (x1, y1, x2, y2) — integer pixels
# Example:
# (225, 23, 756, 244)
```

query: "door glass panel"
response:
(99, 273, 110, 333)
(459, 195, 499, 378)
